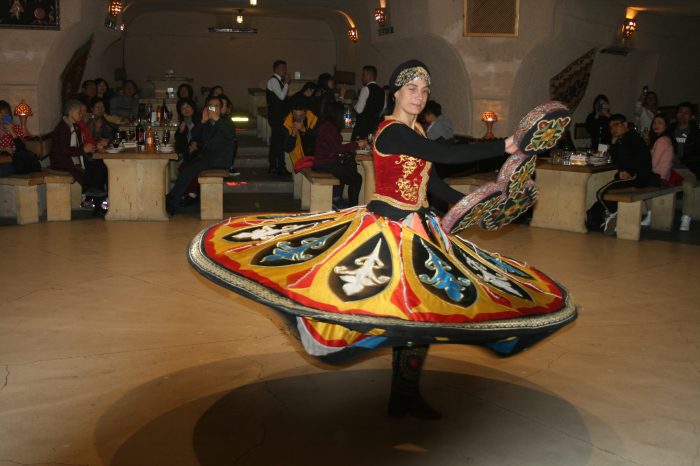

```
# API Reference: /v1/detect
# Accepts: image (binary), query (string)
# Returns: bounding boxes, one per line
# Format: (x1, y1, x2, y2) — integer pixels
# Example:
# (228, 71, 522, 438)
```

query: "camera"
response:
(2, 114, 12, 124)
(208, 105, 216, 112)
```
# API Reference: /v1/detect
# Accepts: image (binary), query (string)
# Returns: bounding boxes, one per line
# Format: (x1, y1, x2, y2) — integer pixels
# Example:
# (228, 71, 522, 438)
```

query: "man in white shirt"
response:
(351, 65, 384, 140)
(266, 59, 291, 176)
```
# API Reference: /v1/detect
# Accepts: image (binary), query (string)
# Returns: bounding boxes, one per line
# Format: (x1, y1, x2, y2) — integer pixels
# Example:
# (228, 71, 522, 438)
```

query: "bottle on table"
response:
(145, 125, 155, 152)
(136, 120, 145, 148)
(161, 129, 170, 146)
(160, 98, 170, 125)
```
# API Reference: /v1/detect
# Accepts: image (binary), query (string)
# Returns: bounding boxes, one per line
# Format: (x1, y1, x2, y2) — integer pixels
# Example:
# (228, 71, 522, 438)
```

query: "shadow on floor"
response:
(96, 354, 611, 466)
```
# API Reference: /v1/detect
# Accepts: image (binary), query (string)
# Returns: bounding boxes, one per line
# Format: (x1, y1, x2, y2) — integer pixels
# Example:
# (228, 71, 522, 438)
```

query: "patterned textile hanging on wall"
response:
(60, 34, 94, 107)
(549, 48, 597, 111)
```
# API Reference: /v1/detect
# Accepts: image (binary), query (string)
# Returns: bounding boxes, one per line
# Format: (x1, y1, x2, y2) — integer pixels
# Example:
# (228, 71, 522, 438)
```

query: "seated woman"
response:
(0, 99, 40, 176)
(178, 83, 195, 102)
(312, 73, 338, 121)
(312, 101, 367, 208)
(174, 98, 197, 161)
(49, 99, 107, 204)
(94, 78, 112, 114)
(88, 97, 120, 142)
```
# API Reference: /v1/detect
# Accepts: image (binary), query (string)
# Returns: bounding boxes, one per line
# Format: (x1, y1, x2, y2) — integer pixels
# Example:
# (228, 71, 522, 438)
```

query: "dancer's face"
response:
(394, 78, 430, 116)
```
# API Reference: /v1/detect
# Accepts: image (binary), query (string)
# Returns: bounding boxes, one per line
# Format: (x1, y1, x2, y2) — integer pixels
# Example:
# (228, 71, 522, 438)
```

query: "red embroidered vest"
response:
(370, 119, 432, 210)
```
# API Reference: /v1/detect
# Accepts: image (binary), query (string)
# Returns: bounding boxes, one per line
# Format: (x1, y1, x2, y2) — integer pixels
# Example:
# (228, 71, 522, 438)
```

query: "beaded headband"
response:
(394, 66, 431, 88)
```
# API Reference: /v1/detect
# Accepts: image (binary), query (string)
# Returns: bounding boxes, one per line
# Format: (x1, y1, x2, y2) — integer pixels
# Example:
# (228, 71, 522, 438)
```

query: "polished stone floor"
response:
(0, 215, 698, 466)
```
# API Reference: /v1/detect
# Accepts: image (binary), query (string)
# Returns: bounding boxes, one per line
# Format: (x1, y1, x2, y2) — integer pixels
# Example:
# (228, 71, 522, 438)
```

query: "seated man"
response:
(595, 113, 655, 232)
(670, 101, 700, 231)
(283, 97, 318, 170)
(49, 99, 107, 207)
(423, 100, 454, 143)
(110, 80, 139, 120)
(166, 95, 235, 215)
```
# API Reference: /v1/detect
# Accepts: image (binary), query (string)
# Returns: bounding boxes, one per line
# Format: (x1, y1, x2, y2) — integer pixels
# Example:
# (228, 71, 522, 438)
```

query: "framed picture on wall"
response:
(463, 0, 519, 37)
(0, 1, 60, 30)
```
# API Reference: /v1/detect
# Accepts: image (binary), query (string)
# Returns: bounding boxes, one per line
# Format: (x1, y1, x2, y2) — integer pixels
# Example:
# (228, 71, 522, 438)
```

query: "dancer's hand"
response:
(505, 135, 519, 154)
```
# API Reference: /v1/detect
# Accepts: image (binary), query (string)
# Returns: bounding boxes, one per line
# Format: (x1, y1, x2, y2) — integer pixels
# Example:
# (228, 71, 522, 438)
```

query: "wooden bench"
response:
(604, 185, 683, 240)
(446, 171, 498, 195)
(198, 169, 229, 220)
(0, 172, 44, 224)
(300, 169, 340, 212)
(43, 169, 78, 222)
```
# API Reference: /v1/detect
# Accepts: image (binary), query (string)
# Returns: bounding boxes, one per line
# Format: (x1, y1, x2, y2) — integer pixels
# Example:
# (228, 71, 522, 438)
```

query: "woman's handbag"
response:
(336, 151, 355, 166)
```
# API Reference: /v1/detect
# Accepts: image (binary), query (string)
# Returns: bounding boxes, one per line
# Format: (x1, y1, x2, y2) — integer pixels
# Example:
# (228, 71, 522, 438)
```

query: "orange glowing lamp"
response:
(481, 111, 497, 139)
(347, 27, 359, 42)
(14, 100, 33, 117)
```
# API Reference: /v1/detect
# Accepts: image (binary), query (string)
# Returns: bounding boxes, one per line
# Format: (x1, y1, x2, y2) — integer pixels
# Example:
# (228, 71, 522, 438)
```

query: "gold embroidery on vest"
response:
(394, 155, 422, 202)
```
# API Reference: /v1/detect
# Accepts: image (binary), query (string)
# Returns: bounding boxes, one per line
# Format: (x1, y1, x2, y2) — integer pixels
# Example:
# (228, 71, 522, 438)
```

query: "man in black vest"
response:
(266, 59, 291, 176)
(351, 65, 384, 140)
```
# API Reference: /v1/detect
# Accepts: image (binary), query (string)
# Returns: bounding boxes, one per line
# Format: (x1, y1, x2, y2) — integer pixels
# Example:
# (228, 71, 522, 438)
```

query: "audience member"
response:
(207, 85, 224, 99)
(313, 101, 367, 208)
(585, 94, 612, 151)
(640, 113, 678, 226)
(49, 99, 107, 202)
(593, 114, 654, 234)
(352, 65, 384, 140)
(283, 97, 318, 169)
(635, 88, 658, 142)
(219, 94, 240, 177)
(670, 101, 700, 231)
(174, 98, 197, 161)
(422, 100, 454, 143)
(95, 78, 112, 113)
(291, 82, 316, 111)
(178, 83, 195, 102)
(0, 100, 40, 176)
(267, 59, 291, 176)
(86, 99, 114, 145)
(110, 80, 139, 119)
(648, 113, 676, 184)
(77, 80, 97, 106)
(166, 95, 235, 215)
(312, 72, 336, 121)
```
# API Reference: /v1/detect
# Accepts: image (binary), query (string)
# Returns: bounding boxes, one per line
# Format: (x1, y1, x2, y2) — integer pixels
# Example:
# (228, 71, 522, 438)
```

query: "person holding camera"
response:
(585, 94, 612, 151)
(166, 95, 236, 216)
(0, 99, 39, 177)
(635, 87, 658, 144)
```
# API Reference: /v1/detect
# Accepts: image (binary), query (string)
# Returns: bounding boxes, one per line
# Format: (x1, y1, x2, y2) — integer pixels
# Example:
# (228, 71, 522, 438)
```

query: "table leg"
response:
(531, 169, 590, 233)
(104, 158, 171, 221)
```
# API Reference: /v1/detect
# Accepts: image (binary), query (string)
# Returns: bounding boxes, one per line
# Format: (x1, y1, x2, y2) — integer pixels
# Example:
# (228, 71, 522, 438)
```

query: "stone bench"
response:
(300, 168, 340, 212)
(43, 169, 79, 222)
(0, 172, 44, 224)
(604, 185, 683, 240)
(198, 169, 229, 220)
(445, 171, 498, 195)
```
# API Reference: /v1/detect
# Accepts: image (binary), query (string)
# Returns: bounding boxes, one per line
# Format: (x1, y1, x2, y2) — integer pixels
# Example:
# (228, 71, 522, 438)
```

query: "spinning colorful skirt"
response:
(188, 101, 577, 362)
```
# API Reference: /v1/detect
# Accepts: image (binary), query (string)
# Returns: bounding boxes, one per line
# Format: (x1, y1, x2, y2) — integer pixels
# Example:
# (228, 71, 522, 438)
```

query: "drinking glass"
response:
(112, 137, 121, 149)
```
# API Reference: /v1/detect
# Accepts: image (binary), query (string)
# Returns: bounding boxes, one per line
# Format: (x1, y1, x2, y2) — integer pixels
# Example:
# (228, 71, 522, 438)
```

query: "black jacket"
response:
(190, 117, 236, 168)
(610, 130, 653, 187)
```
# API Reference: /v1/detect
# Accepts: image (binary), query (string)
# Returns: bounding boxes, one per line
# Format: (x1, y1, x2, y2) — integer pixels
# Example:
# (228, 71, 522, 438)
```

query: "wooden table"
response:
(530, 162, 616, 233)
(93, 150, 177, 221)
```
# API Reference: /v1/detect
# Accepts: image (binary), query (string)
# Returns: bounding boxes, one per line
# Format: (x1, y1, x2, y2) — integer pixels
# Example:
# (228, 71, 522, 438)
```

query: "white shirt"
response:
(354, 81, 376, 114)
(266, 73, 289, 101)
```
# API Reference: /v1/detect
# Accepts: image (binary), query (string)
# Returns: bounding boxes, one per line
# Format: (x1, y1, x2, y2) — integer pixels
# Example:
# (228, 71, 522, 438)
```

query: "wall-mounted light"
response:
(236, 14, 244, 24)
(621, 18, 636, 39)
(374, 7, 387, 26)
(481, 111, 498, 139)
(347, 27, 359, 42)
(249, 0, 257, 5)
(108, 0, 123, 17)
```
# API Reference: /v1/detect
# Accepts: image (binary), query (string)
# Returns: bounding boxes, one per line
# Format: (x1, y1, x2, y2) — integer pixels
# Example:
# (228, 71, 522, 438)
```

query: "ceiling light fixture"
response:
(249, 0, 257, 5)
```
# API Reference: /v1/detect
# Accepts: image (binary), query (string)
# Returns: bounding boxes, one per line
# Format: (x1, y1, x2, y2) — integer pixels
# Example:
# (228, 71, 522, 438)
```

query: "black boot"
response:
(388, 345, 441, 420)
